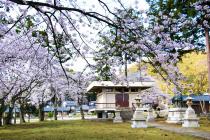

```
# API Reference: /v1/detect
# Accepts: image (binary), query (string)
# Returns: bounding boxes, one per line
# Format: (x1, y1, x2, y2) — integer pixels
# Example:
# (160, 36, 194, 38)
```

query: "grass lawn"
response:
(0, 120, 205, 140)
(196, 117, 210, 132)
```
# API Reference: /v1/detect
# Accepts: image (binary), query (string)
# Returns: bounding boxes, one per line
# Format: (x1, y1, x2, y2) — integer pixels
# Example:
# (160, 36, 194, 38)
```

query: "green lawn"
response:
(0, 120, 204, 140)
(196, 117, 210, 132)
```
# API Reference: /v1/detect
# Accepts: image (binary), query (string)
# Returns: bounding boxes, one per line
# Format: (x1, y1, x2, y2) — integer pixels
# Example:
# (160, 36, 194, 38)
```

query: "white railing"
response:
(95, 103, 116, 109)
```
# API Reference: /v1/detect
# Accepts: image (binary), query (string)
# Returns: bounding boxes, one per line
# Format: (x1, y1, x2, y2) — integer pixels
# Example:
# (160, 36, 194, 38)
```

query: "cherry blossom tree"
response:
(146, 0, 210, 91)
(0, 25, 73, 124)
(98, 8, 185, 93)
(67, 68, 96, 119)
(0, 0, 209, 125)
(98, 1, 209, 95)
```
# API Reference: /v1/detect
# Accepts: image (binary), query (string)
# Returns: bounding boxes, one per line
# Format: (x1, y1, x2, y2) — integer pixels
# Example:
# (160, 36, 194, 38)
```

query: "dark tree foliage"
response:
(146, 0, 207, 51)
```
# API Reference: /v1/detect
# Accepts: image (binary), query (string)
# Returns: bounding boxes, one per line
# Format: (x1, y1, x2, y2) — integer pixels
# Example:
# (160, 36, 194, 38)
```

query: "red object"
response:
(115, 94, 129, 107)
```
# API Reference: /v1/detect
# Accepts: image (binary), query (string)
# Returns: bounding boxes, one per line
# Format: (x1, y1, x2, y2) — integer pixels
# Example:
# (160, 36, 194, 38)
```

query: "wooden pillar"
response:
(205, 28, 210, 92)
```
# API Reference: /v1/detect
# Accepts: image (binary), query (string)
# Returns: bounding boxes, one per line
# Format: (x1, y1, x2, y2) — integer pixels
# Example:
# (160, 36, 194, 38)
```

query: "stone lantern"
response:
(131, 95, 147, 128)
(182, 96, 199, 127)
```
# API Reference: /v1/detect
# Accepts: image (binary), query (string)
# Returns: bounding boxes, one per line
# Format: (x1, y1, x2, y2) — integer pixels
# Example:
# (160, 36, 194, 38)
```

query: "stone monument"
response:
(131, 95, 147, 128)
(166, 94, 187, 124)
(113, 106, 123, 123)
(166, 108, 186, 123)
(182, 97, 200, 127)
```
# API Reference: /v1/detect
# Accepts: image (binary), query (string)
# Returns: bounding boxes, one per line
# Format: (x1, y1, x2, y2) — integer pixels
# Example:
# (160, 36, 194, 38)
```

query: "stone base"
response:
(113, 117, 123, 123)
(182, 106, 200, 127)
(182, 119, 200, 127)
(166, 108, 187, 124)
(131, 120, 147, 128)
(131, 107, 147, 128)
(113, 111, 123, 123)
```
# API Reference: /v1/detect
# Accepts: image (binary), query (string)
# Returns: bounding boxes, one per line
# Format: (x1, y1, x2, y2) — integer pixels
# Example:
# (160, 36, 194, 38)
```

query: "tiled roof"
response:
(182, 95, 210, 101)
(87, 81, 154, 92)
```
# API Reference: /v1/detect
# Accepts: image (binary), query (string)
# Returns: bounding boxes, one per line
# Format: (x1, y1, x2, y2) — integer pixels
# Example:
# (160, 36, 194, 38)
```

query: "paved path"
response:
(149, 122, 210, 140)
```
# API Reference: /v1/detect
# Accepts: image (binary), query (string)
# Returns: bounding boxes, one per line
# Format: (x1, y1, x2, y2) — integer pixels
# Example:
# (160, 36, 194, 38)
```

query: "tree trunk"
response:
(53, 97, 57, 120)
(80, 106, 85, 120)
(28, 114, 30, 123)
(0, 100, 5, 126)
(0, 113, 2, 126)
(205, 28, 210, 92)
(78, 97, 85, 120)
(5, 103, 14, 125)
(54, 108, 57, 120)
(19, 103, 26, 124)
(38, 103, 44, 121)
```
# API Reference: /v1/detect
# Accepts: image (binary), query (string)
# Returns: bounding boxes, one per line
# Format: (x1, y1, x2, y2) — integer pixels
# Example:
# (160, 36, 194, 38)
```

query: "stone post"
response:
(182, 97, 199, 127)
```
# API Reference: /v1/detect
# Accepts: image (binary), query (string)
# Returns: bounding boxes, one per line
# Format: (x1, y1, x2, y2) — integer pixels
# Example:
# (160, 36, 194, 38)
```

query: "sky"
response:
(68, 0, 149, 72)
